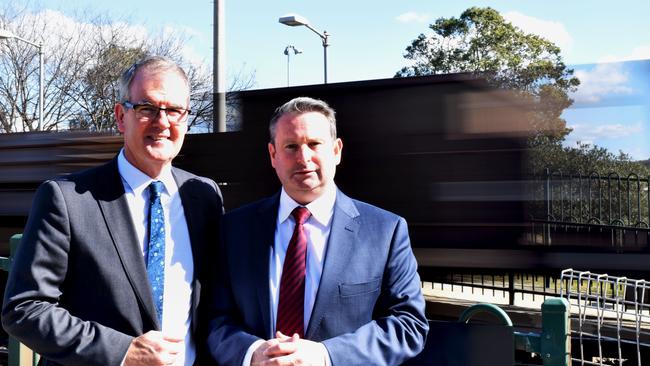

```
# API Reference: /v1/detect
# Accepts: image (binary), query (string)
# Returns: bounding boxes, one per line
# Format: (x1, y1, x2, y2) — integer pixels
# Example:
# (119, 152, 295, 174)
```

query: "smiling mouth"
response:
(147, 136, 168, 142)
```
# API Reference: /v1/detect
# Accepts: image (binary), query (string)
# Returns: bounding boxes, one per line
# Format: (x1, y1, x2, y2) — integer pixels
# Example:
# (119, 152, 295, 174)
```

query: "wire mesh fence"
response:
(560, 269, 650, 366)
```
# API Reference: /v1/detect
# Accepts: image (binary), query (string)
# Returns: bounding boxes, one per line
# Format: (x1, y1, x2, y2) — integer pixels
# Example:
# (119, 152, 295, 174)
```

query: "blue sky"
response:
(563, 60, 650, 160)
(10, 0, 650, 159)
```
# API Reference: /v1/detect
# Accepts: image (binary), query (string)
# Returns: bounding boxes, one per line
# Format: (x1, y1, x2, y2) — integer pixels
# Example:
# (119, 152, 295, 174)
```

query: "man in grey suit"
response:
(207, 97, 428, 365)
(2, 56, 223, 366)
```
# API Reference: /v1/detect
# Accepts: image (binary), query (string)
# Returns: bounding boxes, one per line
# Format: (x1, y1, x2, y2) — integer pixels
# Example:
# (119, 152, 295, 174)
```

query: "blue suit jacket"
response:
(207, 189, 428, 366)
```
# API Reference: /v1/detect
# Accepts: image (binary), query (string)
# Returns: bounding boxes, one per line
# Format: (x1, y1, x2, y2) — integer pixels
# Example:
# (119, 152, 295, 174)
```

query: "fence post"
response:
(508, 273, 515, 305)
(540, 297, 571, 366)
(544, 168, 551, 245)
(4, 234, 38, 366)
(8, 337, 35, 366)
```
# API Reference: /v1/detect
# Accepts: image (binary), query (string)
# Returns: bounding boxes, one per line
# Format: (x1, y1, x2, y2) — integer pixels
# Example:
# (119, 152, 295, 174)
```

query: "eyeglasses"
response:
(121, 101, 191, 124)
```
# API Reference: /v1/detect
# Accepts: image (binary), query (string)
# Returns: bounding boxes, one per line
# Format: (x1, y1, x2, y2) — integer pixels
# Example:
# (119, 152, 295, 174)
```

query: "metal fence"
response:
(528, 170, 650, 250)
(560, 269, 650, 366)
(425, 271, 563, 306)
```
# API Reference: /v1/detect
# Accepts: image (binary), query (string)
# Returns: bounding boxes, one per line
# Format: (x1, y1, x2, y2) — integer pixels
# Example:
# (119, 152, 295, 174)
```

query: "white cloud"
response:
(572, 63, 634, 103)
(565, 121, 643, 147)
(503, 11, 573, 52)
(599, 45, 650, 63)
(622, 147, 649, 161)
(396, 12, 431, 24)
(13, 10, 211, 70)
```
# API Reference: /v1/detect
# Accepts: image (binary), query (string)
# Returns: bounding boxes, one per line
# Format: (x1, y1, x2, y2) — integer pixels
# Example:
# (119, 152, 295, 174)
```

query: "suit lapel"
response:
(306, 190, 360, 338)
(254, 194, 280, 338)
(96, 159, 159, 329)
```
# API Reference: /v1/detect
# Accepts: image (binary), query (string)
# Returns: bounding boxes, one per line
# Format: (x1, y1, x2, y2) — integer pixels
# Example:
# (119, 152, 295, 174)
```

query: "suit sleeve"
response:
(321, 217, 429, 366)
(1, 181, 133, 366)
(206, 213, 263, 366)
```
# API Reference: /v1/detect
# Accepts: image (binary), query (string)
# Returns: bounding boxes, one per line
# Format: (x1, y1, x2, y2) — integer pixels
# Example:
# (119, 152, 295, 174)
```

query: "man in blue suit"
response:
(207, 97, 428, 365)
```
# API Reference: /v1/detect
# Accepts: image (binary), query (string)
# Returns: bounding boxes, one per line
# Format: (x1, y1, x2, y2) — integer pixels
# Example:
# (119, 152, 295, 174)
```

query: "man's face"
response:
(114, 68, 189, 178)
(268, 111, 343, 205)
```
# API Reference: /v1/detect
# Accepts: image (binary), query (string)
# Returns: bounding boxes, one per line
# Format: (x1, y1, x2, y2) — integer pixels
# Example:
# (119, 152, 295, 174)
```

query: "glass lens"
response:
(133, 104, 187, 123)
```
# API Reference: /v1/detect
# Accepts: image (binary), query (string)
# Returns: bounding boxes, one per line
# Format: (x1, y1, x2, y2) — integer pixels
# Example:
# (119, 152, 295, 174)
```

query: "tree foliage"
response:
(396, 7, 580, 143)
(395, 7, 648, 181)
(68, 44, 146, 131)
(0, 4, 254, 133)
(529, 141, 650, 178)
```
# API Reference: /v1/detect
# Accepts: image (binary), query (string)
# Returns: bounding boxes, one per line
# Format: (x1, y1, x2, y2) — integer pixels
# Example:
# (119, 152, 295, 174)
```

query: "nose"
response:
(150, 109, 171, 127)
(296, 145, 313, 164)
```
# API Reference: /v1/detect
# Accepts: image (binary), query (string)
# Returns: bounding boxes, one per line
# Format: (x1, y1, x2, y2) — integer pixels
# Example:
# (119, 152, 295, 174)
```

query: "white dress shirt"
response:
(117, 150, 195, 366)
(269, 186, 336, 333)
(243, 185, 336, 366)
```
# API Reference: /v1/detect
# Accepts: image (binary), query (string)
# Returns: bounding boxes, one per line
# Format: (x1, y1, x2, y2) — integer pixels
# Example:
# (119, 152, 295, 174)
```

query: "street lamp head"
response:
(279, 14, 310, 27)
(278, 12, 328, 84)
(0, 29, 16, 40)
(284, 45, 303, 55)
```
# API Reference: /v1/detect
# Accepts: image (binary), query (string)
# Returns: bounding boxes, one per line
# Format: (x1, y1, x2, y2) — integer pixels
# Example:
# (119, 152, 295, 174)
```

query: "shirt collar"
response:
(117, 149, 177, 197)
(278, 185, 337, 226)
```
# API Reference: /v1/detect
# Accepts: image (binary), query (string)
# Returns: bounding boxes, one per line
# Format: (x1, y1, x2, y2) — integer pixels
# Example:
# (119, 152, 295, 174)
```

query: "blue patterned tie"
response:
(147, 181, 165, 326)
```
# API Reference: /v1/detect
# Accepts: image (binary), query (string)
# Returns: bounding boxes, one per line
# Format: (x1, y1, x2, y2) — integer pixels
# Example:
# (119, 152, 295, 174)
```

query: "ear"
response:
(268, 142, 277, 168)
(115, 103, 126, 133)
(333, 138, 343, 165)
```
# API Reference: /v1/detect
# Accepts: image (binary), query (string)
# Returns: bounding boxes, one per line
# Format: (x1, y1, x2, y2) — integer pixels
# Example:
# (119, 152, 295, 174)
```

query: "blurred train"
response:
(0, 73, 534, 259)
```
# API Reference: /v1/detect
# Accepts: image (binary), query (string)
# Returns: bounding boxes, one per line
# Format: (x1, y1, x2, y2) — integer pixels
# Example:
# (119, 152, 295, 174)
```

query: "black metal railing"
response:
(424, 271, 564, 306)
(527, 170, 650, 250)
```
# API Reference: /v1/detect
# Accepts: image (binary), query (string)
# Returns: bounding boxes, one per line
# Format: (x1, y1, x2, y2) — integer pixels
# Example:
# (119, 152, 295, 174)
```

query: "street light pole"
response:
(38, 41, 44, 131)
(213, 0, 226, 133)
(320, 31, 329, 84)
(279, 14, 330, 84)
(0, 29, 44, 131)
(283, 45, 302, 86)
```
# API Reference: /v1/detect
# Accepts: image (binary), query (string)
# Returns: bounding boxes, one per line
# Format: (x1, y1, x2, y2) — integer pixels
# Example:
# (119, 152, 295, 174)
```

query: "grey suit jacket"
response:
(1, 158, 224, 366)
(207, 189, 428, 366)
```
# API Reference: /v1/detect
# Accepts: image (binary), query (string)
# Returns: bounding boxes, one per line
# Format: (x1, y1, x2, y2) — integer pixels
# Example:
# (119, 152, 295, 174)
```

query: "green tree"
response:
(396, 6, 580, 143)
(530, 142, 650, 228)
(397, 7, 650, 229)
(531, 142, 650, 178)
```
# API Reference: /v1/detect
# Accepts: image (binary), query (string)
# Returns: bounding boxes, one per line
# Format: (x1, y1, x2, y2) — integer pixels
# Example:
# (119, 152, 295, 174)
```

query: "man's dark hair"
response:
(269, 97, 336, 144)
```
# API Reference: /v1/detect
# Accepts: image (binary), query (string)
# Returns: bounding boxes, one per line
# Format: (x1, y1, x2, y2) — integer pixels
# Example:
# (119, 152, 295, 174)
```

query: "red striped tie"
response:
(276, 206, 311, 337)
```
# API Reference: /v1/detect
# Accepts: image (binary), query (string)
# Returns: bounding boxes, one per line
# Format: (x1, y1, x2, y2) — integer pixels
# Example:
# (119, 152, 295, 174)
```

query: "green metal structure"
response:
(460, 299, 571, 366)
(1, 234, 39, 366)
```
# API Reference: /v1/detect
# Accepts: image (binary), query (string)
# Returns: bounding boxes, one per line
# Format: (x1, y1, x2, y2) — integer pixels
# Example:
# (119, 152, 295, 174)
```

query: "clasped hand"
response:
(251, 331, 327, 366)
(124, 330, 184, 366)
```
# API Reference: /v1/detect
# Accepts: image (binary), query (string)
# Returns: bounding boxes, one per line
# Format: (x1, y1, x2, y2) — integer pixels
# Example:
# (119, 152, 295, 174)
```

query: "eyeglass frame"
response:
(121, 101, 192, 124)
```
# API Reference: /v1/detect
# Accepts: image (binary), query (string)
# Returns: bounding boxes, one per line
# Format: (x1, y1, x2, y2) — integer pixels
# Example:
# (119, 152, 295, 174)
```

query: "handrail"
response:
(456, 299, 570, 366)
(458, 303, 513, 326)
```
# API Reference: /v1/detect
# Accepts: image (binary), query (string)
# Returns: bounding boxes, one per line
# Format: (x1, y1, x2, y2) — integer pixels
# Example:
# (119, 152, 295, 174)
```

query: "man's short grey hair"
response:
(269, 97, 337, 144)
(117, 56, 189, 103)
